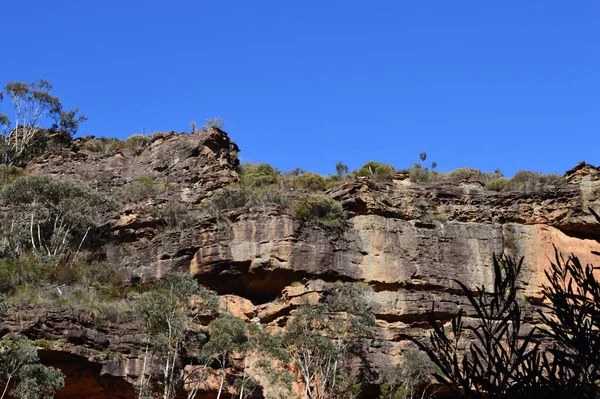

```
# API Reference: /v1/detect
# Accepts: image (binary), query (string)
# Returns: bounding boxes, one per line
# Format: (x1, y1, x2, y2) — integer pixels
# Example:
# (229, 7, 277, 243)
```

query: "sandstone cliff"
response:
(1, 128, 599, 398)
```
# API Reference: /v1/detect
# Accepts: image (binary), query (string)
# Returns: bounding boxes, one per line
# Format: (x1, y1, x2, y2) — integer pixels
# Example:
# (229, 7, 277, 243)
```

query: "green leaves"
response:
(239, 163, 281, 187)
(202, 314, 250, 361)
(283, 284, 375, 399)
(354, 161, 396, 180)
(0, 336, 65, 399)
(291, 194, 345, 227)
(1, 175, 119, 257)
(0, 294, 7, 319)
(11, 364, 65, 399)
(2, 79, 86, 165)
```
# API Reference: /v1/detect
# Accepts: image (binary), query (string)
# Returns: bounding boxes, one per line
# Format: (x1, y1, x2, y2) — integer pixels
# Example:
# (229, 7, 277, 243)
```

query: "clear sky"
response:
(1, 1, 598, 177)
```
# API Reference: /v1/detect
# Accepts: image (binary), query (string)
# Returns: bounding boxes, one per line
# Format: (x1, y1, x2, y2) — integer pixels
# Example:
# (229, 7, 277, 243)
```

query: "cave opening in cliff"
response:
(194, 261, 352, 304)
(37, 351, 137, 399)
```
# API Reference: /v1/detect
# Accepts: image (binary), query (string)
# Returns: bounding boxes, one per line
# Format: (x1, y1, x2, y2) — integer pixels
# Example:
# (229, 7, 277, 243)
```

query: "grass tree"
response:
(537, 207, 600, 397)
(414, 255, 543, 399)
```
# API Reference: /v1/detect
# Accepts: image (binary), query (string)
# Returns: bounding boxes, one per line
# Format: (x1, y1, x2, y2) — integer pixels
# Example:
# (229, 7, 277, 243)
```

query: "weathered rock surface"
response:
(3, 129, 600, 398)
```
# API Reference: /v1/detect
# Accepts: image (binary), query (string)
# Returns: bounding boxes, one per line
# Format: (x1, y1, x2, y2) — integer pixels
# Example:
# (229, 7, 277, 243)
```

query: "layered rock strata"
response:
(1, 129, 598, 398)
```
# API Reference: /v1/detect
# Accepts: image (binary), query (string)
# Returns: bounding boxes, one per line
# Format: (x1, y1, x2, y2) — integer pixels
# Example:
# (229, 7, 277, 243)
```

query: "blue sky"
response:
(1, 1, 598, 176)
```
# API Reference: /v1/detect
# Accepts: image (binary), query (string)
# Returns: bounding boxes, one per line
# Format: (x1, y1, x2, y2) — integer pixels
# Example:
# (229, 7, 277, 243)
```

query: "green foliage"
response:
(80, 139, 106, 152)
(124, 134, 151, 148)
(323, 282, 376, 336)
(291, 194, 345, 227)
(408, 164, 430, 183)
(51, 107, 87, 136)
(484, 171, 564, 192)
(1, 175, 119, 257)
(0, 336, 65, 399)
(0, 255, 47, 295)
(335, 161, 349, 178)
(2, 80, 84, 165)
(78, 137, 127, 154)
(239, 163, 281, 187)
(378, 348, 438, 399)
(134, 273, 214, 334)
(120, 175, 158, 203)
(245, 185, 291, 208)
(447, 167, 484, 181)
(283, 286, 375, 399)
(293, 173, 328, 191)
(151, 201, 197, 230)
(485, 178, 510, 191)
(209, 186, 248, 211)
(0, 165, 24, 184)
(32, 339, 54, 350)
(202, 314, 250, 359)
(135, 289, 183, 334)
(354, 161, 396, 180)
(201, 184, 293, 220)
(202, 117, 225, 130)
(0, 294, 7, 319)
(134, 273, 217, 399)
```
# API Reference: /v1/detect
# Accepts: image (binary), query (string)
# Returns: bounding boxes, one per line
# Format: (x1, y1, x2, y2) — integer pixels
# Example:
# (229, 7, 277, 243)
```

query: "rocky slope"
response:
(2, 128, 599, 398)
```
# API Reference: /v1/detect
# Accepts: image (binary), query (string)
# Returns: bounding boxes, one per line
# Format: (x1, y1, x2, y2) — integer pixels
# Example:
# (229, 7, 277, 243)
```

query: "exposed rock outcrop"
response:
(2, 129, 599, 398)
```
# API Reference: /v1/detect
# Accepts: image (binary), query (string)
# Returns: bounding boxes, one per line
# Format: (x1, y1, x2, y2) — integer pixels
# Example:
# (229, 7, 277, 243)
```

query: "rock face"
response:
(3, 129, 600, 398)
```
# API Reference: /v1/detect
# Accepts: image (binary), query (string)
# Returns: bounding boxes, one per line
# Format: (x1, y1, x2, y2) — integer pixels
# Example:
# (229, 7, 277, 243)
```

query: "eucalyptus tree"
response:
(0, 336, 65, 399)
(283, 284, 375, 399)
(2, 80, 86, 165)
(1, 175, 119, 258)
(134, 274, 218, 399)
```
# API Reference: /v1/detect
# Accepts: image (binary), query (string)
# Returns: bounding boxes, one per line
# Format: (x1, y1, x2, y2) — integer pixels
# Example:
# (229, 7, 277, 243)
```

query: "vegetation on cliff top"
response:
(0, 79, 596, 399)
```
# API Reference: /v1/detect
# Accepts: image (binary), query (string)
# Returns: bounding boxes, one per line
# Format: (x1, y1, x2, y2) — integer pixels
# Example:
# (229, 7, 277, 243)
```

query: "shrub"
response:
(379, 348, 438, 399)
(1, 175, 120, 257)
(408, 164, 430, 183)
(0, 336, 65, 398)
(446, 167, 483, 182)
(104, 139, 126, 153)
(0, 165, 24, 184)
(293, 172, 328, 191)
(239, 163, 281, 187)
(0, 255, 48, 295)
(202, 118, 225, 130)
(291, 194, 345, 227)
(512, 170, 537, 184)
(202, 185, 292, 218)
(120, 176, 158, 203)
(152, 201, 197, 230)
(354, 161, 396, 180)
(485, 178, 510, 191)
(208, 186, 248, 212)
(81, 139, 106, 153)
(484, 172, 564, 192)
(246, 185, 291, 208)
(124, 134, 151, 148)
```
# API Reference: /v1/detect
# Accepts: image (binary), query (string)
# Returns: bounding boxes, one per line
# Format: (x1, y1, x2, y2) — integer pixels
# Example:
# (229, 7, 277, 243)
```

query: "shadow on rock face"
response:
(39, 351, 136, 399)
